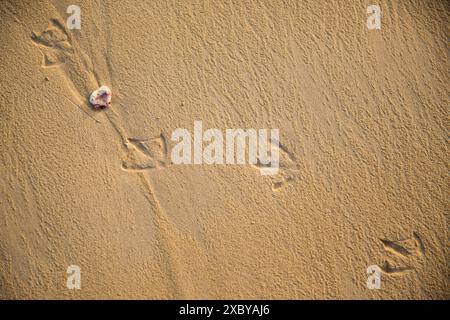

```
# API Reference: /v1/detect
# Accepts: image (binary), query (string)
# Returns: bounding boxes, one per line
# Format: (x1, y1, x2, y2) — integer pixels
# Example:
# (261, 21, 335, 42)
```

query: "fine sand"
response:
(0, 0, 448, 299)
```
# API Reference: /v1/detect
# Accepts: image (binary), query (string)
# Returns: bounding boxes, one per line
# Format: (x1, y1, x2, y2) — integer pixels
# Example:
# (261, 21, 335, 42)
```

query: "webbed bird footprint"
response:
(122, 134, 169, 171)
(252, 141, 301, 191)
(31, 17, 98, 108)
(31, 19, 73, 67)
(379, 232, 425, 275)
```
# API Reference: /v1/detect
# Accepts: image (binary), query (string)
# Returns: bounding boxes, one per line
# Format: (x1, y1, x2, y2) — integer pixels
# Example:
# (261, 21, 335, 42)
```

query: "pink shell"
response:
(89, 85, 111, 109)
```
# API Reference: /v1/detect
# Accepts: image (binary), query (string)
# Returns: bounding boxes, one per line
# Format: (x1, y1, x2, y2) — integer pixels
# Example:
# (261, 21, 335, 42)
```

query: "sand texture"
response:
(0, 0, 448, 299)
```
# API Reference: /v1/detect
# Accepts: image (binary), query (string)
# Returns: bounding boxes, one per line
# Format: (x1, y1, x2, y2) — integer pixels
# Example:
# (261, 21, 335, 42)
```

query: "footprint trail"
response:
(31, 16, 191, 298)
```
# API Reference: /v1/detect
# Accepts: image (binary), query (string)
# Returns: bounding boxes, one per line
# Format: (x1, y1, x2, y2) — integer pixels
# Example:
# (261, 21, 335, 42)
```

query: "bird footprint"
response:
(31, 19, 73, 67)
(379, 232, 425, 275)
(252, 141, 301, 191)
(122, 134, 169, 171)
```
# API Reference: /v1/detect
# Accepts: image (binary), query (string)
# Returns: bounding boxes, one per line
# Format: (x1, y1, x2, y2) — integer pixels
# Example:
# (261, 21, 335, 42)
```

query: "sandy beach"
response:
(0, 0, 448, 299)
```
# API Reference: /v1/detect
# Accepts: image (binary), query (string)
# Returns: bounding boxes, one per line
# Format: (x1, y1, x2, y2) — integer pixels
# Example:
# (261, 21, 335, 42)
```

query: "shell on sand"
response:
(89, 85, 111, 109)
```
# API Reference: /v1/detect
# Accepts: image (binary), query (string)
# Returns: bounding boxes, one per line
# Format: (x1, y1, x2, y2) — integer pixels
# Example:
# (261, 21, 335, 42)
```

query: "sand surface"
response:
(0, 0, 448, 299)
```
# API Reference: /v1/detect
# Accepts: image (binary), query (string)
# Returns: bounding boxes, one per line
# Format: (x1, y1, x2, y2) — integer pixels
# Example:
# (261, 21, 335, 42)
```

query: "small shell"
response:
(89, 85, 111, 109)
